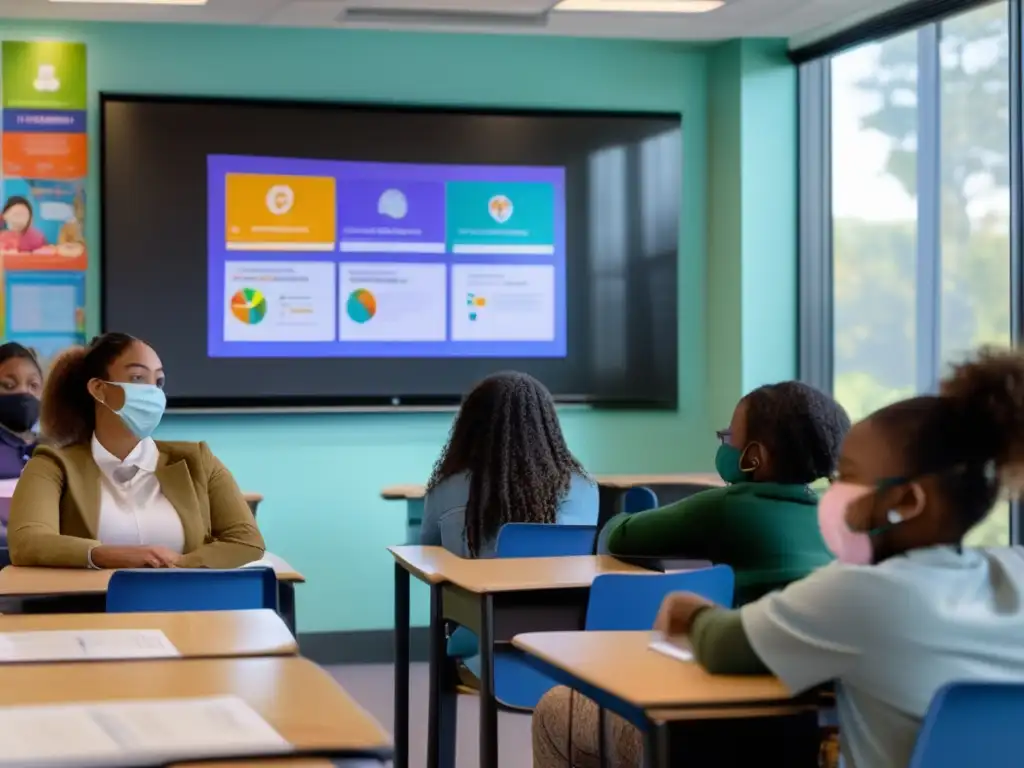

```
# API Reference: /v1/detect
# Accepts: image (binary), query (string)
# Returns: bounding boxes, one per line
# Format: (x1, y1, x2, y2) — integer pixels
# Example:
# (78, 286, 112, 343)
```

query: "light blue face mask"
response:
(104, 382, 166, 439)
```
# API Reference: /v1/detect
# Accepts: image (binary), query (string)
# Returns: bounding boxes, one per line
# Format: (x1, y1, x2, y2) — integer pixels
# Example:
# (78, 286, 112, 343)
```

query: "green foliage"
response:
(833, 3, 1012, 546)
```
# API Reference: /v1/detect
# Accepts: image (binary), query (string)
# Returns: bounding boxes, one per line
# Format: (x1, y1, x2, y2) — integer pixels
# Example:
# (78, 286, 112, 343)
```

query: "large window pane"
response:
(832, 32, 920, 422)
(940, 2, 1011, 546)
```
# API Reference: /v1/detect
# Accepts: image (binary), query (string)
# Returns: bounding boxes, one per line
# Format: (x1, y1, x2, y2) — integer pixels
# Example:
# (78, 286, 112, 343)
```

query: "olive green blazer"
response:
(8, 441, 265, 569)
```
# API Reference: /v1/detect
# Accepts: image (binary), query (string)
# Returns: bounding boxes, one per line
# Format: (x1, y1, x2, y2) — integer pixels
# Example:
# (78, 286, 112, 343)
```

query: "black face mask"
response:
(0, 393, 39, 434)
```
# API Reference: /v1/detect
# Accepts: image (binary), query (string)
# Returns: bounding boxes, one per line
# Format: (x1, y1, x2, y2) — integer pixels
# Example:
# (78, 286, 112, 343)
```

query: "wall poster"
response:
(0, 40, 87, 367)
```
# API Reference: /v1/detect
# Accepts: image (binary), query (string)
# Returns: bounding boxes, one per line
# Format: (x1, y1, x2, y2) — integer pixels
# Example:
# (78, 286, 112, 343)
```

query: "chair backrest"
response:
(623, 486, 659, 514)
(909, 682, 1024, 768)
(585, 566, 735, 631)
(495, 524, 597, 559)
(106, 567, 278, 613)
(648, 483, 719, 506)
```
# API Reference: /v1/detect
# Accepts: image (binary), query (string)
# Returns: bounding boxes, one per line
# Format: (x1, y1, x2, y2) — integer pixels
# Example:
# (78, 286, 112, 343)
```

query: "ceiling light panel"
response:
(555, 0, 723, 12)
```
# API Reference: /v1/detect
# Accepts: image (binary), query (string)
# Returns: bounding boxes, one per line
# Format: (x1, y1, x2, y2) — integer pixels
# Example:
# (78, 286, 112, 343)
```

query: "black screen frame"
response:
(99, 93, 682, 412)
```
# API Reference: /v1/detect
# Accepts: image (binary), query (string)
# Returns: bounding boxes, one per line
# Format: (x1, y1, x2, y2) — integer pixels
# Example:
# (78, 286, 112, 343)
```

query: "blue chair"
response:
(585, 565, 735, 630)
(471, 565, 735, 711)
(455, 523, 598, 709)
(908, 681, 1024, 768)
(495, 523, 598, 558)
(622, 486, 659, 514)
(106, 567, 278, 613)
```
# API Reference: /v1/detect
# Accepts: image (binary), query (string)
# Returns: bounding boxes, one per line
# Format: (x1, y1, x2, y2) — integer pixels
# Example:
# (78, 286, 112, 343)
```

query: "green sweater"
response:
(604, 483, 832, 606)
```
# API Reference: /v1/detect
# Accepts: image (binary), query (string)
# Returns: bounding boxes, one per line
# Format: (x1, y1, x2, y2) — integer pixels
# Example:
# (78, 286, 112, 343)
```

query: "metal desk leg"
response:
(643, 723, 669, 768)
(393, 563, 410, 768)
(277, 582, 297, 636)
(479, 594, 498, 768)
(598, 707, 608, 768)
(427, 584, 456, 768)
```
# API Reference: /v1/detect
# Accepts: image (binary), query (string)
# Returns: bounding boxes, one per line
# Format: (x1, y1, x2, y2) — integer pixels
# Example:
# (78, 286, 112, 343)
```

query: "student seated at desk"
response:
(0, 343, 44, 547)
(648, 348, 1024, 768)
(8, 333, 265, 570)
(421, 370, 597, 558)
(602, 381, 849, 605)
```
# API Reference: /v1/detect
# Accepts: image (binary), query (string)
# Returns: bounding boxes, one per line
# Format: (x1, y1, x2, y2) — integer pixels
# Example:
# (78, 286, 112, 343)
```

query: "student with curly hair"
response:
(535, 381, 850, 768)
(9, 332, 264, 570)
(653, 348, 1024, 768)
(422, 370, 597, 557)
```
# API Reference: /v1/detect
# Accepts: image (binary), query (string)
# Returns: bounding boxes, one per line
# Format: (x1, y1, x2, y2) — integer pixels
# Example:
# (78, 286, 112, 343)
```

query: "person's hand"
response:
(653, 592, 715, 637)
(89, 545, 182, 569)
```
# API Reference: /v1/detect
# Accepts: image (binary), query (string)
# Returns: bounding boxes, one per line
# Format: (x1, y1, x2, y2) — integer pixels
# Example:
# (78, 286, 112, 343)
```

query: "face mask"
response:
(817, 481, 905, 565)
(715, 443, 754, 485)
(103, 382, 166, 439)
(0, 393, 39, 434)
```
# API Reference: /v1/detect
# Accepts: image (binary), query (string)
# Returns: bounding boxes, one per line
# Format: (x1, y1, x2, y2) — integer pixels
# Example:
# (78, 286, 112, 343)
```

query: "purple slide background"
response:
(207, 155, 566, 359)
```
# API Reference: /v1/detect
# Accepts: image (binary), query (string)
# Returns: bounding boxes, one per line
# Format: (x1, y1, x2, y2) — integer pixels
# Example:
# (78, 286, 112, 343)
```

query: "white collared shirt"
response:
(91, 435, 185, 553)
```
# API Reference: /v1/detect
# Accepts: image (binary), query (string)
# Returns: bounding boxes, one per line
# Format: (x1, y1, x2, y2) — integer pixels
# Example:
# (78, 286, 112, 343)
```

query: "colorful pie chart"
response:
(346, 288, 377, 324)
(230, 288, 268, 325)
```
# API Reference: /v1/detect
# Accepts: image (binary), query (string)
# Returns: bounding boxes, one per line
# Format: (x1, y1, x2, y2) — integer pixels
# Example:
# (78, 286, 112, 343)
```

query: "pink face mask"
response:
(817, 482, 878, 565)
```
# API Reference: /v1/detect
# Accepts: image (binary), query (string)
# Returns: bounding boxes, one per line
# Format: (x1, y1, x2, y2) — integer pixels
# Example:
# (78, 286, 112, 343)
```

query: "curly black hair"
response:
(871, 347, 1024, 535)
(743, 381, 851, 484)
(428, 371, 587, 557)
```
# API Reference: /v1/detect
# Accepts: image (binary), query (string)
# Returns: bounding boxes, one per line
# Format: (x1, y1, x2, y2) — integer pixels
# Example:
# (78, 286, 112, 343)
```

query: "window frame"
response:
(796, 0, 1023, 545)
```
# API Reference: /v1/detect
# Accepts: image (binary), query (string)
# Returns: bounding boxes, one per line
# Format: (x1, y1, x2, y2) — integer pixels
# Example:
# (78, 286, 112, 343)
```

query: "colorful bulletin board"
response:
(0, 41, 88, 366)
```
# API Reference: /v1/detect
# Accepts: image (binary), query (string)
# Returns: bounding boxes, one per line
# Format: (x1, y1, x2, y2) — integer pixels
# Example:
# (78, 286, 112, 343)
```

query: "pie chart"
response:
(346, 289, 377, 324)
(230, 288, 268, 325)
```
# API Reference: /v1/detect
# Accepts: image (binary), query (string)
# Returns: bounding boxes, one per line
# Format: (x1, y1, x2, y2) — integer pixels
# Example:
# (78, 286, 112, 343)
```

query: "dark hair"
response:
(872, 347, 1024, 535)
(742, 381, 851, 484)
(427, 371, 587, 556)
(0, 342, 41, 376)
(40, 333, 138, 447)
(2, 196, 33, 223)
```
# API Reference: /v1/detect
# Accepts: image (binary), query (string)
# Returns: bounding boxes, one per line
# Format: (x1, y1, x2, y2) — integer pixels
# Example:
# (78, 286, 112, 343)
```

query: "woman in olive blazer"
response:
(9, 333, 264, 570)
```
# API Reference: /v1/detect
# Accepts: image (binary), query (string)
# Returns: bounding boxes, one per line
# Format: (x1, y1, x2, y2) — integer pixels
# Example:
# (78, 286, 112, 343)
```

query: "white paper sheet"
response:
(649, 632, 694, 663)
(240, 551, 293, 575)
(0, 695, 293, 768)
(0, 478, 18, 498)
(0, 629, 181, 663)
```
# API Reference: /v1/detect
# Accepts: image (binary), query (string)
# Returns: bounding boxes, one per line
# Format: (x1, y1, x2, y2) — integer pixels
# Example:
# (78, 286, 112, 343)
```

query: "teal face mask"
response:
(105, 382, 166, 439)
(715, 443, 754, 484)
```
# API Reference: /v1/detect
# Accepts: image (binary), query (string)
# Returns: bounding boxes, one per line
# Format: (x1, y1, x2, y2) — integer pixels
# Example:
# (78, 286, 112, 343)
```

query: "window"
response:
(940, 3, 1011, 546)
(831, 31, 920, 422)
(802, 0, 1017, 545)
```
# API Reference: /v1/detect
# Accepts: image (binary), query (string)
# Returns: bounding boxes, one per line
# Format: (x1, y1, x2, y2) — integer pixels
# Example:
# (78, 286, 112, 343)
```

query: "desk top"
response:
(0, 553, 305, 597)
(381, 473, 723, 500)
(389, 546, 647, 593)
(0, 656, 391, 755)
(512, 631, 793, 709)
(0, 609, 296, 659)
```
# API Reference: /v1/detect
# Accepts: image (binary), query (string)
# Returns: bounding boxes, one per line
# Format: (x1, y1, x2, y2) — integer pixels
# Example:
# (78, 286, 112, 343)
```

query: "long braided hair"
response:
(427, 371, 587, 557)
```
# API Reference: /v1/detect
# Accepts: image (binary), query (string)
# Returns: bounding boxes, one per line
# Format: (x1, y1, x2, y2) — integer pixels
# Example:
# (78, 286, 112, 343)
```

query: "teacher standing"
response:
(9, 332, 264, 569)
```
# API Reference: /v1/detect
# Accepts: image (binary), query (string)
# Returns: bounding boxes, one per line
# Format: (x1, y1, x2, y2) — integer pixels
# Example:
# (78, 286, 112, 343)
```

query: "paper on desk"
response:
(239, 552, 290, 574)
(0, 695, 293, 768)
(0, 479, 18, 498)
(0, 629, 181, 663)
(649, 632, 694, 663)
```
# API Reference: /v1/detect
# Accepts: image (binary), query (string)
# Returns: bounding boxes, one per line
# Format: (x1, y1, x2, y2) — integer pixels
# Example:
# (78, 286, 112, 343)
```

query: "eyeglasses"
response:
(716, 429, 731, 445)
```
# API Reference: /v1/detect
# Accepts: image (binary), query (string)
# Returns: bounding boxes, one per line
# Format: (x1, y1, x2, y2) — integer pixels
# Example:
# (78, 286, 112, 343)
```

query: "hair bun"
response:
(941, 347, 1024, 488)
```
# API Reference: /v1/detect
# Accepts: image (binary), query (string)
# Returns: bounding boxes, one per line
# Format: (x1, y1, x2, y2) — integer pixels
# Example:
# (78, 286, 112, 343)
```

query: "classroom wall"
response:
(0, 19, 797, 634)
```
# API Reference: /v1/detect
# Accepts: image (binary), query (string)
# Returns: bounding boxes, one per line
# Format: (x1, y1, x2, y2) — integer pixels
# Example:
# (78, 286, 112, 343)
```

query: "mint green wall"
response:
(706, 39, 799, 427)
(0, 20, 796, 633)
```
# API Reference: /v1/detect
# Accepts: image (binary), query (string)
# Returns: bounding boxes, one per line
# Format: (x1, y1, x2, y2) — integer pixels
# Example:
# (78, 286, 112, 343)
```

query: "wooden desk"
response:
(0, 556, 305, 597)
(0, 553, 306, 635)
(0, 609, 296, 660)
(513, 631, 820, 768)
(513, 631, 790, 709)
(389, 546, 651, 768)
(381, 473, 724, 501)
(0, 656, 391, 762)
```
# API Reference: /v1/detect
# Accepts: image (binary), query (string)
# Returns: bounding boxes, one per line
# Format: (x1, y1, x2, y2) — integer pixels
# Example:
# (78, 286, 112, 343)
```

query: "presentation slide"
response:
(208, 156, 566, 359)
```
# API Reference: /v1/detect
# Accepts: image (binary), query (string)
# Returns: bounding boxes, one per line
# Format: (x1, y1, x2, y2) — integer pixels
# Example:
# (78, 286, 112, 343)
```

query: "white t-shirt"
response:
(741, 546, 1024, 768)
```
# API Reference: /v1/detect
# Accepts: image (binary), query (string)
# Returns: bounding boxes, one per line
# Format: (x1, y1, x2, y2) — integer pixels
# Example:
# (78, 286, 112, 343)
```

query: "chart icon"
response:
(230, 288, 268, 325)
(346, 288, 377, 324)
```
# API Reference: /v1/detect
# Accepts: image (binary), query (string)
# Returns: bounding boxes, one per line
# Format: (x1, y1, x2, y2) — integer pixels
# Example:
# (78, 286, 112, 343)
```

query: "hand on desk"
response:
(90, 545, 182, 569)
(654, 591, 715, 637)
